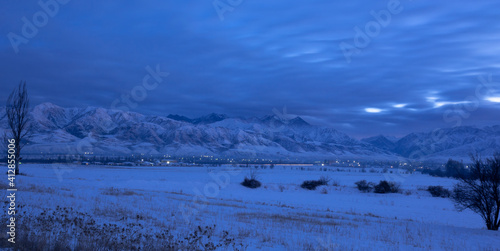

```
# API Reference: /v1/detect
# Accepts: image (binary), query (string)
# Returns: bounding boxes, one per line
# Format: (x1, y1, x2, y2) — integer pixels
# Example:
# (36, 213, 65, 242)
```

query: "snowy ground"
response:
(2, 164, 500, 250)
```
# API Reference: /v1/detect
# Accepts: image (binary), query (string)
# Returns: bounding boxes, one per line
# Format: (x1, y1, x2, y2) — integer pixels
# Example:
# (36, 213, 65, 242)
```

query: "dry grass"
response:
(0, 182, 9, 190)
(236, 212, 346, 228)
(101, 187, 141, 196)
(24, 184, 56, 194)
(8, 206, 244, 251)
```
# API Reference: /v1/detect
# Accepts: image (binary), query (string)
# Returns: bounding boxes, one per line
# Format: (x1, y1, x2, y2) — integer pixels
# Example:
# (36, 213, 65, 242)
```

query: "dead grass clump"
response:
(14, 206, 244, 250)
(25, 184, 56, 194)
(101, 187, 141, 196)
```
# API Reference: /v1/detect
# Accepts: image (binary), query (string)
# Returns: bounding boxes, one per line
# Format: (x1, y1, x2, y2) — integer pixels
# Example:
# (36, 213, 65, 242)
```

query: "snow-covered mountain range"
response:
(363, 126, 500, 161)
(0, 103, 498, 161)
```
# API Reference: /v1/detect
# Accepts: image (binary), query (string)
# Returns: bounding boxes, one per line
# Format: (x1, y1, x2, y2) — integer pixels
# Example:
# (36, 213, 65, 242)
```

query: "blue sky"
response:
(1, 0, 500, 137)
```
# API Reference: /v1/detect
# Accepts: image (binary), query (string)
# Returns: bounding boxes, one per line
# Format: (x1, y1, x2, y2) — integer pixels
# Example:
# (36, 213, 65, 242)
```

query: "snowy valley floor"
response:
(1, 164, 500, 250)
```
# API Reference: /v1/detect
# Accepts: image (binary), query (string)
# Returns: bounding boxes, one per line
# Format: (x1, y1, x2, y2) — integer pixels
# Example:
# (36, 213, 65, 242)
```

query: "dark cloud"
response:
(1, 0, 500, 138)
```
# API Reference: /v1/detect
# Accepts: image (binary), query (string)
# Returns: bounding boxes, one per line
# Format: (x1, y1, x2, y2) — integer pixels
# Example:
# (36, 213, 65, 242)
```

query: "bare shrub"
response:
(330, 179, 340, 187)
(373, 181, 400, 194)
(355, 180, 373, 193)
(427, 186, 451, 198)
(241, 171, 261, 189)
(321, 187, 328, 194)
(319, 176, 331, 185)
(279, 185, 285, 192)
(301, 177, 329, 190)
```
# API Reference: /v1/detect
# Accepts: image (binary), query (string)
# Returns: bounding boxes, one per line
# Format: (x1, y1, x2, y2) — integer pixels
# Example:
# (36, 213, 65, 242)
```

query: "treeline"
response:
(422, 159, 467, 178)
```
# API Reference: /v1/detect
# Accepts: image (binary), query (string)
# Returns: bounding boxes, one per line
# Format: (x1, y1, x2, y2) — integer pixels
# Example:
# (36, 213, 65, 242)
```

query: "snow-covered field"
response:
(2, 164, 500, 250)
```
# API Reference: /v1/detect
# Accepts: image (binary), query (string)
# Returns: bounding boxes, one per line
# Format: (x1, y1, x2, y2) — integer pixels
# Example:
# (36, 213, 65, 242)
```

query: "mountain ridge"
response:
(0, 103, 393, 159)
(0, 102, 498, 161)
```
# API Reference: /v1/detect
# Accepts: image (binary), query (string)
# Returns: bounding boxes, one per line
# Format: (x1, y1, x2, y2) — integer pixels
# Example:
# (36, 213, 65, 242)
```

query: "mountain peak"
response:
(288, 116, 310, 127)
(363, 135, 398, 143)
(193, 113, 228, 124)
(167, 114, 192, 123)
(362, 135, 396, 151)
(34, 102, 62, 110)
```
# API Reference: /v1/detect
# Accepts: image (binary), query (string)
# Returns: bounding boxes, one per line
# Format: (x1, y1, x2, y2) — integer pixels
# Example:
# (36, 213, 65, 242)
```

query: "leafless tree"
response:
(452, 154, 500, 230)
(5, 81, 30, 175)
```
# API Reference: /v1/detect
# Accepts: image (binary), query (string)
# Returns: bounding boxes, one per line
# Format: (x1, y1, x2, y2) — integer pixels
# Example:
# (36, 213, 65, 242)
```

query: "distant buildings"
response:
(160, 159, 177, 166)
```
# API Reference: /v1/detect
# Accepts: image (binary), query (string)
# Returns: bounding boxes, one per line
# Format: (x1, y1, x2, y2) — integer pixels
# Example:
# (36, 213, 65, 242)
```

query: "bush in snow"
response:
(319, 176, 331, 185)
(321, 187, 328, 194)
(279, 185, 285, 192)
(301, 176, 330, 190)
(427, 186, 451, 198)
(241, 171, 261, 189)
(301, 180, 324, 190)
(355, 180, 374, 192)
(330, 179, 340, 187)
(373, 181, 400, 194)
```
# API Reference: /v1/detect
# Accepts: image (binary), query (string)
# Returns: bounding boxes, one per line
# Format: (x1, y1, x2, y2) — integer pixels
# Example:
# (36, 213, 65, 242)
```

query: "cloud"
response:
(1, 0, 499, 137)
